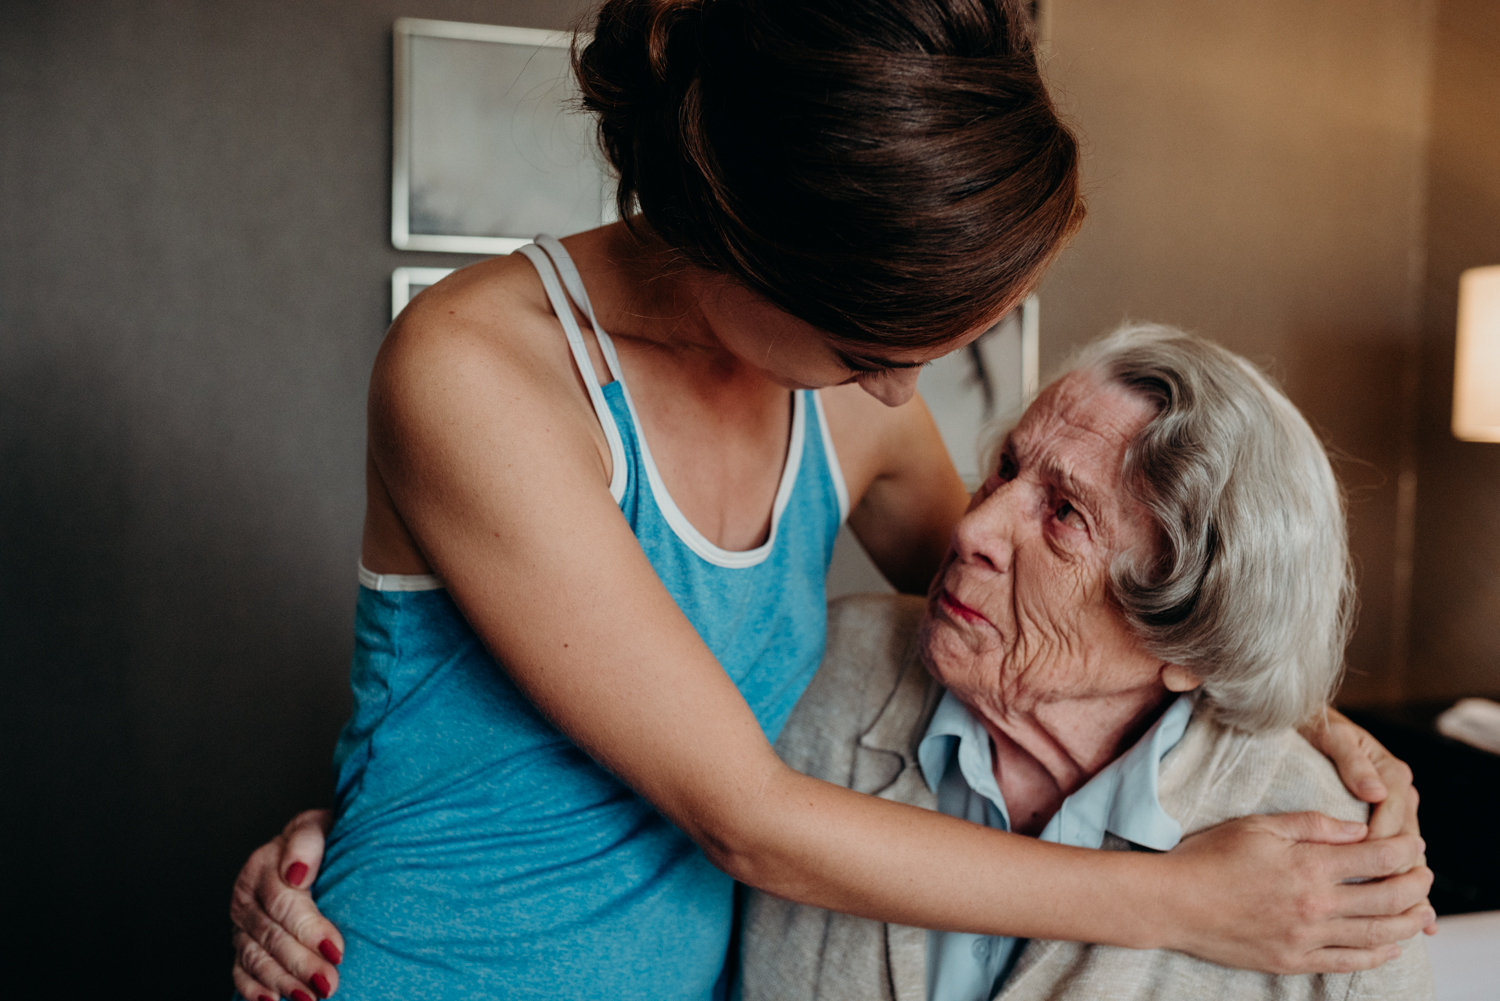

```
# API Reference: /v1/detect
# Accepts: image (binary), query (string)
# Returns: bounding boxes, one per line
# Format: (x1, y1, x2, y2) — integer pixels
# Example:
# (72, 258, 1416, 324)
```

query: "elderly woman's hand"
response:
(1160, 811, 1434, 974)
(1298, 708, 1419, 841)
(230, 809, 344, 1001)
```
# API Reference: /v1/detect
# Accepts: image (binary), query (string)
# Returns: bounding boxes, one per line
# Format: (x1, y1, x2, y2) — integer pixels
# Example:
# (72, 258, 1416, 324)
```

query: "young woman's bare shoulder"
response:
(370, 253, 608, 481)
(379, 254, 575, 390)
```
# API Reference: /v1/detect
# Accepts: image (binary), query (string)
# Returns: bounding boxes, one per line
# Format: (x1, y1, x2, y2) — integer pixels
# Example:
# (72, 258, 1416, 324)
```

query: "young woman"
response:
(230, 2, 1429, 999)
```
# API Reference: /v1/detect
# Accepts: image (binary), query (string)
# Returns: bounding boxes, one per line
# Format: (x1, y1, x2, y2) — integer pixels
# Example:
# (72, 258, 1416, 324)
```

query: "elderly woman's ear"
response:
(1161, 664, 1202, 693)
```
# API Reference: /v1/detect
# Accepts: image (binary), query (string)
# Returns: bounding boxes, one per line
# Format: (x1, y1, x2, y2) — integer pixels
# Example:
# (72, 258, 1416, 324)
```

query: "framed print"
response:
(915, 293, 1039, 486)
(392, 19, 612, 255)
(391, 266, 456, 319)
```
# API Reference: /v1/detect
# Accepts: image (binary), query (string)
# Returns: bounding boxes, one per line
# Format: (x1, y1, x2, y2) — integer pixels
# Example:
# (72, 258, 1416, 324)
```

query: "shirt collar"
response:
(920, 691, 1004, 804)
(917, 689, 1192, 851)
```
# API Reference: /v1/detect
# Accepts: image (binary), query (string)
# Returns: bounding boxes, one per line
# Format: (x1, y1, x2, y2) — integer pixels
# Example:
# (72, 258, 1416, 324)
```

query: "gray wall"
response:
(0, 0, 588, 992)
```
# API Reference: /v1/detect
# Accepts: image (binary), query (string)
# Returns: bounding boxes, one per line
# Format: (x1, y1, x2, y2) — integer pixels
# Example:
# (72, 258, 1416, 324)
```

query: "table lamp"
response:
(1454, 265, 1500, 442)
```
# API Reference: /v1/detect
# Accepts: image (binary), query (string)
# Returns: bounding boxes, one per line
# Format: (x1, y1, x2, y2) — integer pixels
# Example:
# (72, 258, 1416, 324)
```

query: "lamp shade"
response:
(1454, 265, 1500, 442)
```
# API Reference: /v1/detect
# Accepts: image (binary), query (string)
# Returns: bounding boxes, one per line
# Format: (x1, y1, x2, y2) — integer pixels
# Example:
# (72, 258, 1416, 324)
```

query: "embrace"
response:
(229, 2, 1433, 998)
(741, 324, 1433, 1000)
(237, 324, 1433, 1001)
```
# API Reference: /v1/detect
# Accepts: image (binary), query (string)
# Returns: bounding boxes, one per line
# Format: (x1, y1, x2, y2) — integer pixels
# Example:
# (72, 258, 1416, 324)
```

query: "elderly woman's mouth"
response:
(937, 589, 991, 627)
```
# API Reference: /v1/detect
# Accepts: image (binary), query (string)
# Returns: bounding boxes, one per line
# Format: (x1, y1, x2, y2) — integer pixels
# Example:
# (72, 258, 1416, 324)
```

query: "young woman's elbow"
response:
(698, 834, 792, 890)
(683, 765, 806, 888)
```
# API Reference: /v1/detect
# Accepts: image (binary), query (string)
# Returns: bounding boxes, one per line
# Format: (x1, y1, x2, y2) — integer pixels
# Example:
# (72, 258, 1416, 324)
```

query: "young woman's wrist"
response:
(1094, 848, 1176, 951)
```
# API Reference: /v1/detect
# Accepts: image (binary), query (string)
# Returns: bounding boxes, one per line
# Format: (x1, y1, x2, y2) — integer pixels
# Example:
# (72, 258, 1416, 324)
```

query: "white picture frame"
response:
(392, 18, 612, 255)
(391, 266, 457, 320)
(915, 294, 1040, 487)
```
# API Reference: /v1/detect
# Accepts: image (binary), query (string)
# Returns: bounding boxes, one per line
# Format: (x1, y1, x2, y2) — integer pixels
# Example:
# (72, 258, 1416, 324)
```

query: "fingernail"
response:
(1387, 944, 1402, 959)
(319, 939, 343, 965)
(1341, 821, 1365, 834)
(291, 991, 314, 1001)
(286, 861, 309, 887)
(311, 972, 332, 998)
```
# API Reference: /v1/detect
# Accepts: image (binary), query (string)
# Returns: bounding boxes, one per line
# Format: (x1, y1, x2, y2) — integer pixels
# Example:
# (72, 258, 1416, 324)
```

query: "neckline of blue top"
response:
(360, 235, 849, 591)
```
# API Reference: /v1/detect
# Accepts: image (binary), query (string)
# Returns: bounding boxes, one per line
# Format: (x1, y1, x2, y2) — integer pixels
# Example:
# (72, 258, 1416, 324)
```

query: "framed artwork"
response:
(391, 266, 455, 320)
(392, 18, 613, 255)
(915, 294, 1040, 486)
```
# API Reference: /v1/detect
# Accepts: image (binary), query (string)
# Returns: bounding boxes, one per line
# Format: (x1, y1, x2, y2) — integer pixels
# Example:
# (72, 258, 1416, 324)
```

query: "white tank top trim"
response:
(811, 389, 850, 525)
(526, 235, 812, 571)
(618, 375, 805, 568)
(358, 564, 444, 592)
(356, 236, 851, 588)
(518, 240, 628, 504)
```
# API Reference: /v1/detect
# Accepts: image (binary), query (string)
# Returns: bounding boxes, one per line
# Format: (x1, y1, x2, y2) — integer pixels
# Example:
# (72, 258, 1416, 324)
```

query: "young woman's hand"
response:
(1155, 811, 1434, 974)
(1299, 708, 1420, 841)
(229, 810, 342, 1001)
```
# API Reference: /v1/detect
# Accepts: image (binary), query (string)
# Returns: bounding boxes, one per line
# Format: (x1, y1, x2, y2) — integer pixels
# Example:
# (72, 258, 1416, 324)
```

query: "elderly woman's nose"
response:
(953, 483, 1026, 570)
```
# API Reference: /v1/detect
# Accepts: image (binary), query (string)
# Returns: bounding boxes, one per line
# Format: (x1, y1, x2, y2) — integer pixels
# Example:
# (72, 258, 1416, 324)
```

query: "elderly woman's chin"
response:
(917, 595, 1009, 710)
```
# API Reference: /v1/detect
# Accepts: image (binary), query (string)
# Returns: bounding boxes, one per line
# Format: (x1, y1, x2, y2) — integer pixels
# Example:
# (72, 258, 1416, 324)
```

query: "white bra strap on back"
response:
(534, 235, 626, 382)
(517, 241, 628, 502)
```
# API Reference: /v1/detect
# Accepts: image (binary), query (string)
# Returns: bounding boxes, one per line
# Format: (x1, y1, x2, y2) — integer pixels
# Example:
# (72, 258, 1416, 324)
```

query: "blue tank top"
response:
(310, 237, 849, 1000)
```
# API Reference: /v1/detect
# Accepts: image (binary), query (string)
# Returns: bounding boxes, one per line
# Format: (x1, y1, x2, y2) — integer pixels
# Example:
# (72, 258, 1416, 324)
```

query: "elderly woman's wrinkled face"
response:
(921, 370, 1171, 717)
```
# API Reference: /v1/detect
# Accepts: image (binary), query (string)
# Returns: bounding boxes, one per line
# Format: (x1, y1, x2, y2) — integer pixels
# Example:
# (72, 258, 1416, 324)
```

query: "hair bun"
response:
(575, 0, 1083, 349)
(577, 0, 706, 121)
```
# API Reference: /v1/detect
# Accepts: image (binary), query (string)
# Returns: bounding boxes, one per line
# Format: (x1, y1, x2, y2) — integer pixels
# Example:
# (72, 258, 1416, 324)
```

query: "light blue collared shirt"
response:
(918, 691, 1193, 1001)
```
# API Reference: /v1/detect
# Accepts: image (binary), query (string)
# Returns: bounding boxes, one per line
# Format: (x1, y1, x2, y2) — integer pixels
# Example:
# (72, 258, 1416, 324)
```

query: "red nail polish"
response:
(285, 861, 309, 887)
(311, 972, 332, 998)
(318, 939, 342, 965)
(291, 990, 314, 1001)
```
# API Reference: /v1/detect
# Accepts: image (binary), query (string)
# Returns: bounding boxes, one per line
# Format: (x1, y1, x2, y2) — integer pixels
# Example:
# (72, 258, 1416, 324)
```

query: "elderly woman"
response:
(742, 323, 1434, 1001)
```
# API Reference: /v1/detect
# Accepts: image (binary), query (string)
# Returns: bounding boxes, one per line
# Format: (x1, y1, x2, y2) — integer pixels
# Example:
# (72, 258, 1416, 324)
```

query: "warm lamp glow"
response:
(1454, 265, 1500, 442)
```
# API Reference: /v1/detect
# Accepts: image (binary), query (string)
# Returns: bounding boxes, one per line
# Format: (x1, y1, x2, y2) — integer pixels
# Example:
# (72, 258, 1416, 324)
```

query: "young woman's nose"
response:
(856, 367, 923, 407)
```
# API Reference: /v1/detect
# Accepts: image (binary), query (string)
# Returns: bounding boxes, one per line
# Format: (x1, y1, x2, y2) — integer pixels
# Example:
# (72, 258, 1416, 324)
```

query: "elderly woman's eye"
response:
(1056, 501, 1085, 528)
(997, 453, 1018, 481)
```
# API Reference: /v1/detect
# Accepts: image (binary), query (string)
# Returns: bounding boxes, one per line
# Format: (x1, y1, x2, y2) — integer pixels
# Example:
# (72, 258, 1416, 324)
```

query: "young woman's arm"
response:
(231, 289, 1430, 1001)
(817, 382, 972, 595)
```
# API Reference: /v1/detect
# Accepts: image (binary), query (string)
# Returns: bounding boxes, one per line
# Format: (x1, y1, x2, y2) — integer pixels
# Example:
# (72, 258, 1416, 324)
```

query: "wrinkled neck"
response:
(970, 686, 1172, 836)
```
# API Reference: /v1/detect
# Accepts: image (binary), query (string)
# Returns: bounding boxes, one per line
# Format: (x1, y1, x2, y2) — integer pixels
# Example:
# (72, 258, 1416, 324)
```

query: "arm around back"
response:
(989, 719, 1436, 1001)
(378, 291, 1432, 961)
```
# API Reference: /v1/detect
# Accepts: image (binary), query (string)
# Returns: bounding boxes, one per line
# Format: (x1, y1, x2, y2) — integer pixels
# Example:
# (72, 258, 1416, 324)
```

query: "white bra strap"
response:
(517, 242, 628, 502)
(534, 234, 626, 383)
(518, 243, 607, 391)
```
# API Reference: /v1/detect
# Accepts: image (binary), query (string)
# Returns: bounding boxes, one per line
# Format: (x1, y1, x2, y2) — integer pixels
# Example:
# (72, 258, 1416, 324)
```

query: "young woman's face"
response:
(698, 278, 1000, 407)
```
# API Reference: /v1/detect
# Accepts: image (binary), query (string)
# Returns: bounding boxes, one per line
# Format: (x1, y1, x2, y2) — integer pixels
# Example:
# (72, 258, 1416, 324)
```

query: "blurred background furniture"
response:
(1425, 909, 1500, 1001)
(1342, 704, 1500, 916)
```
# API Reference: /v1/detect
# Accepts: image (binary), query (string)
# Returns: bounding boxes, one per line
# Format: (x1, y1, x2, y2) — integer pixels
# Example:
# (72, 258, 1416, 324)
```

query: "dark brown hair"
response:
(575, 0, 1084, 349)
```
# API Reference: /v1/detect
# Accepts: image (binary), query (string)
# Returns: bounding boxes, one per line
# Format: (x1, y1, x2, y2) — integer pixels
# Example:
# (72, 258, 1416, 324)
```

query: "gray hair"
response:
(1068, 323, 1353, 732)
